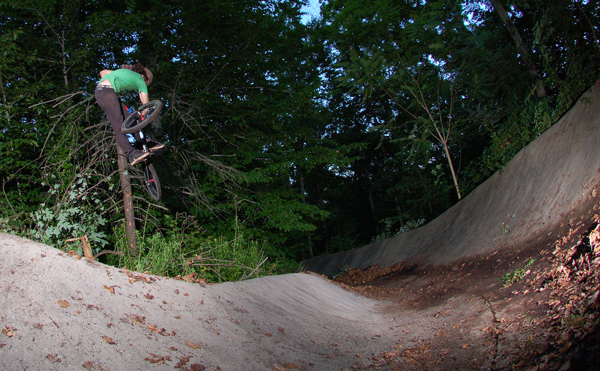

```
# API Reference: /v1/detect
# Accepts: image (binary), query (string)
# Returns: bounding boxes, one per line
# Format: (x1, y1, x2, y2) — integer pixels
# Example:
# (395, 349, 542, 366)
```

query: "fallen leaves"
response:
(273, 364, 300, 371)
(122, 269, 155, 284)
(67, 250, 82, 260)
(2, 326, 16, 337)
(82, 361, 103, 370)
(57, 300, 70, 308)
(174, 356, 205, 370)
(46, 353, 61, 363)
(175, 272, 207, 286)
(145, 353, 171, 365)
(147, 324, 171, 336)
(186, 342, 201, 349)
(125, 313, 146, 325)
(103, 285, 116, 294)
(333, 263, 413, 286)
(102, 336, 116, 345)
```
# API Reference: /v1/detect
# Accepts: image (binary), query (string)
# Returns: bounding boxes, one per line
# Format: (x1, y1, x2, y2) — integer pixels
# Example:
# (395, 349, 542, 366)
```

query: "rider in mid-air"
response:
(95, 63, 164, 165)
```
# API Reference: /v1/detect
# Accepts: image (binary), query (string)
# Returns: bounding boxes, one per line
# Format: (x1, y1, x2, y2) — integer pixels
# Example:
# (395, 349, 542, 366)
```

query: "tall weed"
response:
(111, 220, 299, 283)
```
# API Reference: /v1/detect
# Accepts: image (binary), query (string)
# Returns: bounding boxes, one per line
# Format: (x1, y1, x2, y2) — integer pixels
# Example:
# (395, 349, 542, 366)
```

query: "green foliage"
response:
(110, 218, 300, 282)
(371, 218, 426, 243)
(29, 173, 108, 252)
(500, 258, 536, 287)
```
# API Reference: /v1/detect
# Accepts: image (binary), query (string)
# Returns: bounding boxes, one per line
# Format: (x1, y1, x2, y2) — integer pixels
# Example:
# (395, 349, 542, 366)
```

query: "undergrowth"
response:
(500, 258, 536, 286)
(108, 219, 300, 283)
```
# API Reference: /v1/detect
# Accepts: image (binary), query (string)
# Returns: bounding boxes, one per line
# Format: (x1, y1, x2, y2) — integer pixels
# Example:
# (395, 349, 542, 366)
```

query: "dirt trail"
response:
(332, 216, 600, 370)
(2, 219, 599, 370)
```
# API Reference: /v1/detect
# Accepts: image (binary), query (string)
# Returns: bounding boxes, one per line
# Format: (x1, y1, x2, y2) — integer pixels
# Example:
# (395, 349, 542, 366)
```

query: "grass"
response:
(500, 258, 536, 287)
(108, 225, 300, 283)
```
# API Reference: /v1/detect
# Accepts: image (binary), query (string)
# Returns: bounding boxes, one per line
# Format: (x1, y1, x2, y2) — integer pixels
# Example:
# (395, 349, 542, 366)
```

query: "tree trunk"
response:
(117, 146, 137, 257)
(299, 170, 314, 258)
(489, 0, 546, 97)
(442, 140, 462, 200)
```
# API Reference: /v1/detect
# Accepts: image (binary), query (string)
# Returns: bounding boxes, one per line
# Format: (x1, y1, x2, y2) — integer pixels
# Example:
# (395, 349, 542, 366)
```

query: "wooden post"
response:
(65, 235, 94, 260)
(117, 146, 138, 257)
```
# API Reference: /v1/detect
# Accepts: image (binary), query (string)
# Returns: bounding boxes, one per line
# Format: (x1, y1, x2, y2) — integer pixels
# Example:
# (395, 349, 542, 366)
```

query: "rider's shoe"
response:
(128, 151, 153, 166)
(149, 142, 166, 152)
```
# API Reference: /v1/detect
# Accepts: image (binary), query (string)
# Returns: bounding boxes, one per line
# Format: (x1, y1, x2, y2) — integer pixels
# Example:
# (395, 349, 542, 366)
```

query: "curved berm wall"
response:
(303, 83, 600, 277)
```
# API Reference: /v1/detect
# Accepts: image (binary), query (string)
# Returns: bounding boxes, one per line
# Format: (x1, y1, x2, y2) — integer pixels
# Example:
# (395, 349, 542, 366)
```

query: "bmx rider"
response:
(94, 63, 164, 165)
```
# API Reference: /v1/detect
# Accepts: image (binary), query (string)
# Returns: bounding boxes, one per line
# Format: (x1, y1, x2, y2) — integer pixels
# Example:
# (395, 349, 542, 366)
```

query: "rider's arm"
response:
(139, 91, 150, 105)
(99, 70, 112, 78)
(139, 92, 150, 116)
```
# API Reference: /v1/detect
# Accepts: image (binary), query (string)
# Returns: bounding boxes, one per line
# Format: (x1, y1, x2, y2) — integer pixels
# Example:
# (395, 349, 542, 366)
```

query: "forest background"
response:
(0, 0, 599, 282)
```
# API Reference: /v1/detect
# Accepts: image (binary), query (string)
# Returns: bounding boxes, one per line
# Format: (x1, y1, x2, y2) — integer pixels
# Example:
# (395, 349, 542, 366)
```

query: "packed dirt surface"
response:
(0, 233, 407, 371)
(4, 219, 599, 371)
(2, 220, 599, 371)
(332, 218, 600, 370)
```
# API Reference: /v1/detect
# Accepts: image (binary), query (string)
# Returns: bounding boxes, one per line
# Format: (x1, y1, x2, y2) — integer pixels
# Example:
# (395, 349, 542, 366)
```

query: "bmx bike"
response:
(121, 100, 164, 201)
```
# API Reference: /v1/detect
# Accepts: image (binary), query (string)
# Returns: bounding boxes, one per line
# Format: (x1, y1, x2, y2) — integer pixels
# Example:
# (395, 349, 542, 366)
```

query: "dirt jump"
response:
(2, 84, 600, 371)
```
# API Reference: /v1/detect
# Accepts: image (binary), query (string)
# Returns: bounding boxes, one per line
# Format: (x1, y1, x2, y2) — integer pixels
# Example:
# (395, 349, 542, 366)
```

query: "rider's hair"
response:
(121, 63, 153, 86)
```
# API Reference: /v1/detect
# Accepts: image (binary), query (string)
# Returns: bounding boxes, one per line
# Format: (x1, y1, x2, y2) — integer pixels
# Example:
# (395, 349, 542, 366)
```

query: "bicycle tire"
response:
(142, 162, 162, 201)
(122, 100, 163, 134)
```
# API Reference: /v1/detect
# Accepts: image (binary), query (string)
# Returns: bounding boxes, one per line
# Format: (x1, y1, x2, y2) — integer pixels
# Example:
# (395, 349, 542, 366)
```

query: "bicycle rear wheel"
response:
(122, 100, 163, 134)
(142, 162, 162, 201)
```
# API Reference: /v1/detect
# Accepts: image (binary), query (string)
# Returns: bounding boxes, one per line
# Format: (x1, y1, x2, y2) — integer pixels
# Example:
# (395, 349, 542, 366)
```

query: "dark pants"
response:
(95, 86, 136, 157)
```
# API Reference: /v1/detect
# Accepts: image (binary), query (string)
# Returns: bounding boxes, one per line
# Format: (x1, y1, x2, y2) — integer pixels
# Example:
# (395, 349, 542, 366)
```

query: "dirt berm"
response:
(1, 83, 600, 371)
(303, 83, 600, 277)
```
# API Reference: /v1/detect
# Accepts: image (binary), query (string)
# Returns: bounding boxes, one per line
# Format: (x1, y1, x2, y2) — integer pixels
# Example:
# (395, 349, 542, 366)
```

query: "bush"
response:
(110, 219, 300, 283)
(29, 173, 108, 253)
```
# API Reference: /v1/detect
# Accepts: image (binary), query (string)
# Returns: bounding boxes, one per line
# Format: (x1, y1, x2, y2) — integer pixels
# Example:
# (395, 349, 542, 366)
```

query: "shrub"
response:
(111, 219, 300, 283)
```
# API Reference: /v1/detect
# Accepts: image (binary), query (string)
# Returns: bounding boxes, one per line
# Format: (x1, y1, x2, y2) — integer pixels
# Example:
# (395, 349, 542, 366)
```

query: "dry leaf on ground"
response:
(102, 336, 116, 345)
(145, 353, 171, 365)
(2, 327, 16, 337)
(45, 353, 61, 363)
(57, 300, 70, 308)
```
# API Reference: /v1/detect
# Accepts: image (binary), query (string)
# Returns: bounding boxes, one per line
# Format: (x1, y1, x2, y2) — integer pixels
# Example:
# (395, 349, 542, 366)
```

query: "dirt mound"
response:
(0, 233, 402, 371)
(303, 83, 600, 277)
(331, 216, 600, 370)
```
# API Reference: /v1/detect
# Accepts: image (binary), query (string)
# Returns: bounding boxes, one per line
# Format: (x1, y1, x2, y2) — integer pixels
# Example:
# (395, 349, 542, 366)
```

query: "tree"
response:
(487, 0, 546, 97)
(321, 0, 474, 201)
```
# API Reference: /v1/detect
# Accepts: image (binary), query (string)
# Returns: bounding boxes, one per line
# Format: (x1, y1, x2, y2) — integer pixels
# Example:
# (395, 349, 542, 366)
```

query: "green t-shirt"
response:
(99, 69, 148, 94)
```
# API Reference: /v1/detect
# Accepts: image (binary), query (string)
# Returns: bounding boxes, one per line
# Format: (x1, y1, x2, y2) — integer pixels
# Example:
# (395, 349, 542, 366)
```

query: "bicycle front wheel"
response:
(122, 100, 163, 134)
(142, 162, 162, 201)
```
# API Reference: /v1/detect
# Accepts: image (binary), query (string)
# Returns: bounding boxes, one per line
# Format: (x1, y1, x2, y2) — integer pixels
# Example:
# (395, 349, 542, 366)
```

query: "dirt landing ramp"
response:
(0, 233, 400, 370)
(303, 83, 600, 277)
